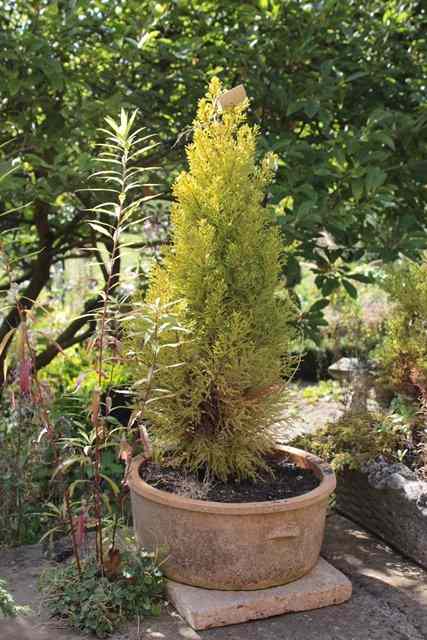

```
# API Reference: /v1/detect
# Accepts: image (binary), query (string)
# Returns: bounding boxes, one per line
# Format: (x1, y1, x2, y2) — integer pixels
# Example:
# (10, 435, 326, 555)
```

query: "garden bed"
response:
(335, 460, 427, 569)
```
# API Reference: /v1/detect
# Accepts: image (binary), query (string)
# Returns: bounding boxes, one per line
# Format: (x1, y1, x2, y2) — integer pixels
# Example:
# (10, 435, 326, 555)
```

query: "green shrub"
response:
(38, 346, 90, 394)
(374, 258, 427, 397)
(0, 578, 29, 618)
(291, 411, 410, 472)
(41, 346, 132, 397)
(40, 551, 163, 638)
(325, 281, 387, 357)
(131, 79, 296, 480)
(301, 380, 343, 404)
(0, 403, 53, 546)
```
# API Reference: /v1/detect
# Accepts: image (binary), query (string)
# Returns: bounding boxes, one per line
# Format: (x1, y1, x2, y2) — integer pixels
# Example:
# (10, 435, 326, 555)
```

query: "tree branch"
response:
(0, 270, 32, 292)
(35, 296, 101, 370)
(0, 201, 53, 385)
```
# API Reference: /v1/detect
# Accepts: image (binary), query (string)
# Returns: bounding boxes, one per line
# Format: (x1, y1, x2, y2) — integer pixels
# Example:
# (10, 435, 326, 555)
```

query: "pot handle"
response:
(266, 524, 301, 539)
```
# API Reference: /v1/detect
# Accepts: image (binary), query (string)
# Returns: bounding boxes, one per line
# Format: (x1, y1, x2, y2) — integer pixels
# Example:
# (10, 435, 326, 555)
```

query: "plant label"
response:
(217, 84, 247, 110)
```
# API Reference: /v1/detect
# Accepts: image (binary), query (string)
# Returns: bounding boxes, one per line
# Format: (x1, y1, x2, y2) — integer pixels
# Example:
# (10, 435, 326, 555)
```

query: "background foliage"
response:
(0, 0, 426, 374)
(374, 257, 427, 398)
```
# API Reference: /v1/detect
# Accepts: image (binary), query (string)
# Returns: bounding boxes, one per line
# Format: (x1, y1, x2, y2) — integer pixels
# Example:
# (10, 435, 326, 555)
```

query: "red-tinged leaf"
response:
(16, 324, 26, 363)
(19, 357, 32, 395)
(87, 335, 97, 352)
(75, 511, 87, 548)
(91, 389, 101, 426)
(104, 547, 122, 579)
(119, 439, 133, 463)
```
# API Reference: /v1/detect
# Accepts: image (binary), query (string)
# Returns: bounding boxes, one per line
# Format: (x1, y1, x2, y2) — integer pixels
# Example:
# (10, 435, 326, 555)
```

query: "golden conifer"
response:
(134, 78, 296, 479)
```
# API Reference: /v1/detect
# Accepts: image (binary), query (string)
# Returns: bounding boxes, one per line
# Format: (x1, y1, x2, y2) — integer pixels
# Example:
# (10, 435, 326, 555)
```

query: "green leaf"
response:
(100, 473, 120, 495)
(304, 101, 320, 118)
(365, 167, 387, 193)
(342, 279, 358, 299)
(348, 272, 372, 284)
(68, 479, 89, 497)
(296, 201, 312, 220)
(375, 132, 395, 151)
(286, 100, 300, 116)
(309, 298, 330, 313)
(321, 278, 340, 296)
(351, 178, 364, 201)
(345, 71, 369, 82)
(335, 149, 346, 168)
(51, 456, 87, 480)
(87, 222, 113, 239)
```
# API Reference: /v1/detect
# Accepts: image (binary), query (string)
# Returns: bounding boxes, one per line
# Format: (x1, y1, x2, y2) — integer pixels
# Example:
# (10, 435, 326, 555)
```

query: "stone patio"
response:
(1, 512, 426, 640)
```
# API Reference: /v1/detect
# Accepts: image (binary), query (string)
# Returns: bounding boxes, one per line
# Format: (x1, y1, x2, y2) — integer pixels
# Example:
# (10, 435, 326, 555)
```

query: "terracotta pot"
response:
(128, 445, 336, 590)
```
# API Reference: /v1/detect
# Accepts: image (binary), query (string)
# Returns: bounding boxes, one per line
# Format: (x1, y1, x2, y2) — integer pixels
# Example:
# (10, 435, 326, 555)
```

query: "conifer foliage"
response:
(135, 78, 296, 480)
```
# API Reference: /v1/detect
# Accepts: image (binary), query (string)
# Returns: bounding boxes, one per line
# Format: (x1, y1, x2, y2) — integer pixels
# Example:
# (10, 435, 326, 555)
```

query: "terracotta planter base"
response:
(166, 557, 352, 631)
(129, 446, 336, 590)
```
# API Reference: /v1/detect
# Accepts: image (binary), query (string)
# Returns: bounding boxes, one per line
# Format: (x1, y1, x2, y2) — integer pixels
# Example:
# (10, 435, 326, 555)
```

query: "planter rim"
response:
(128, 445, 336, 515)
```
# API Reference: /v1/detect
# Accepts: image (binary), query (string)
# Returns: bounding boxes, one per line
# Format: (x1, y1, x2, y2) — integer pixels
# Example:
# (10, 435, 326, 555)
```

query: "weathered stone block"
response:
(166, 557, 352, 630)
(336, 461, 427, 569)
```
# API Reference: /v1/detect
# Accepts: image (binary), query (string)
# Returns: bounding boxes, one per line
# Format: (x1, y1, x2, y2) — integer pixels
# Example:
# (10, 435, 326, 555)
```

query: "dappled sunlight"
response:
(323, 515, 427, 603)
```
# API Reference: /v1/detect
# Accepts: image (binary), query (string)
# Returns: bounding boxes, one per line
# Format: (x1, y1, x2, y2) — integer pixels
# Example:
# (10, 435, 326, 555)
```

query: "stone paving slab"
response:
(166, 558, 352, 630)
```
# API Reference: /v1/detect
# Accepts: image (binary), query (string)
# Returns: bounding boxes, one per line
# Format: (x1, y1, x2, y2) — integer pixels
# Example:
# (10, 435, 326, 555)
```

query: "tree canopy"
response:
(0, 0, 426, 375)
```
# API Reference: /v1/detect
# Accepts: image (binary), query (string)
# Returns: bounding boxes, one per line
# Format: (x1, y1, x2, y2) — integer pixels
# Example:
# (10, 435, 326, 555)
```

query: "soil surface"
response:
(140, 456, 320, 503)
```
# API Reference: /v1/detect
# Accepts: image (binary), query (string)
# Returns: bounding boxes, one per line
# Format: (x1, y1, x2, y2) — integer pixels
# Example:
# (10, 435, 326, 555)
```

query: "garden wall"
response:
(335, 461, 427, 569)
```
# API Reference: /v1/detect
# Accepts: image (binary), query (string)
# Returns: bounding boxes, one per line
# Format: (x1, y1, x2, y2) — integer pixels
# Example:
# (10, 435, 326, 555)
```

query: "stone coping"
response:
(336, 461, 427, 569)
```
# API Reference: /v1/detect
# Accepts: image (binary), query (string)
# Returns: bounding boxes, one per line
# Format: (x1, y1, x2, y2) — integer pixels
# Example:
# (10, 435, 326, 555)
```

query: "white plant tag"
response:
(217, 84, 247, 110)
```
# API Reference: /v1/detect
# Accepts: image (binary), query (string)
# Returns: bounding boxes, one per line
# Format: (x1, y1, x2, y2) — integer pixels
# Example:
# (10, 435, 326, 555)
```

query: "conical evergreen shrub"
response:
(134, 78, 296, 480)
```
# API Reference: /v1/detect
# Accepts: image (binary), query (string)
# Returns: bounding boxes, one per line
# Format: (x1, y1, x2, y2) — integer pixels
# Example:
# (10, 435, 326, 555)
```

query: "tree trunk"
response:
(0, 202, 53, 386)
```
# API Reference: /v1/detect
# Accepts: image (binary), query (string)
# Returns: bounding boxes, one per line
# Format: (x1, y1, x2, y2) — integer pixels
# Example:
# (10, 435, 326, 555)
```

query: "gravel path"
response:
(274, 382, 345, 442)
